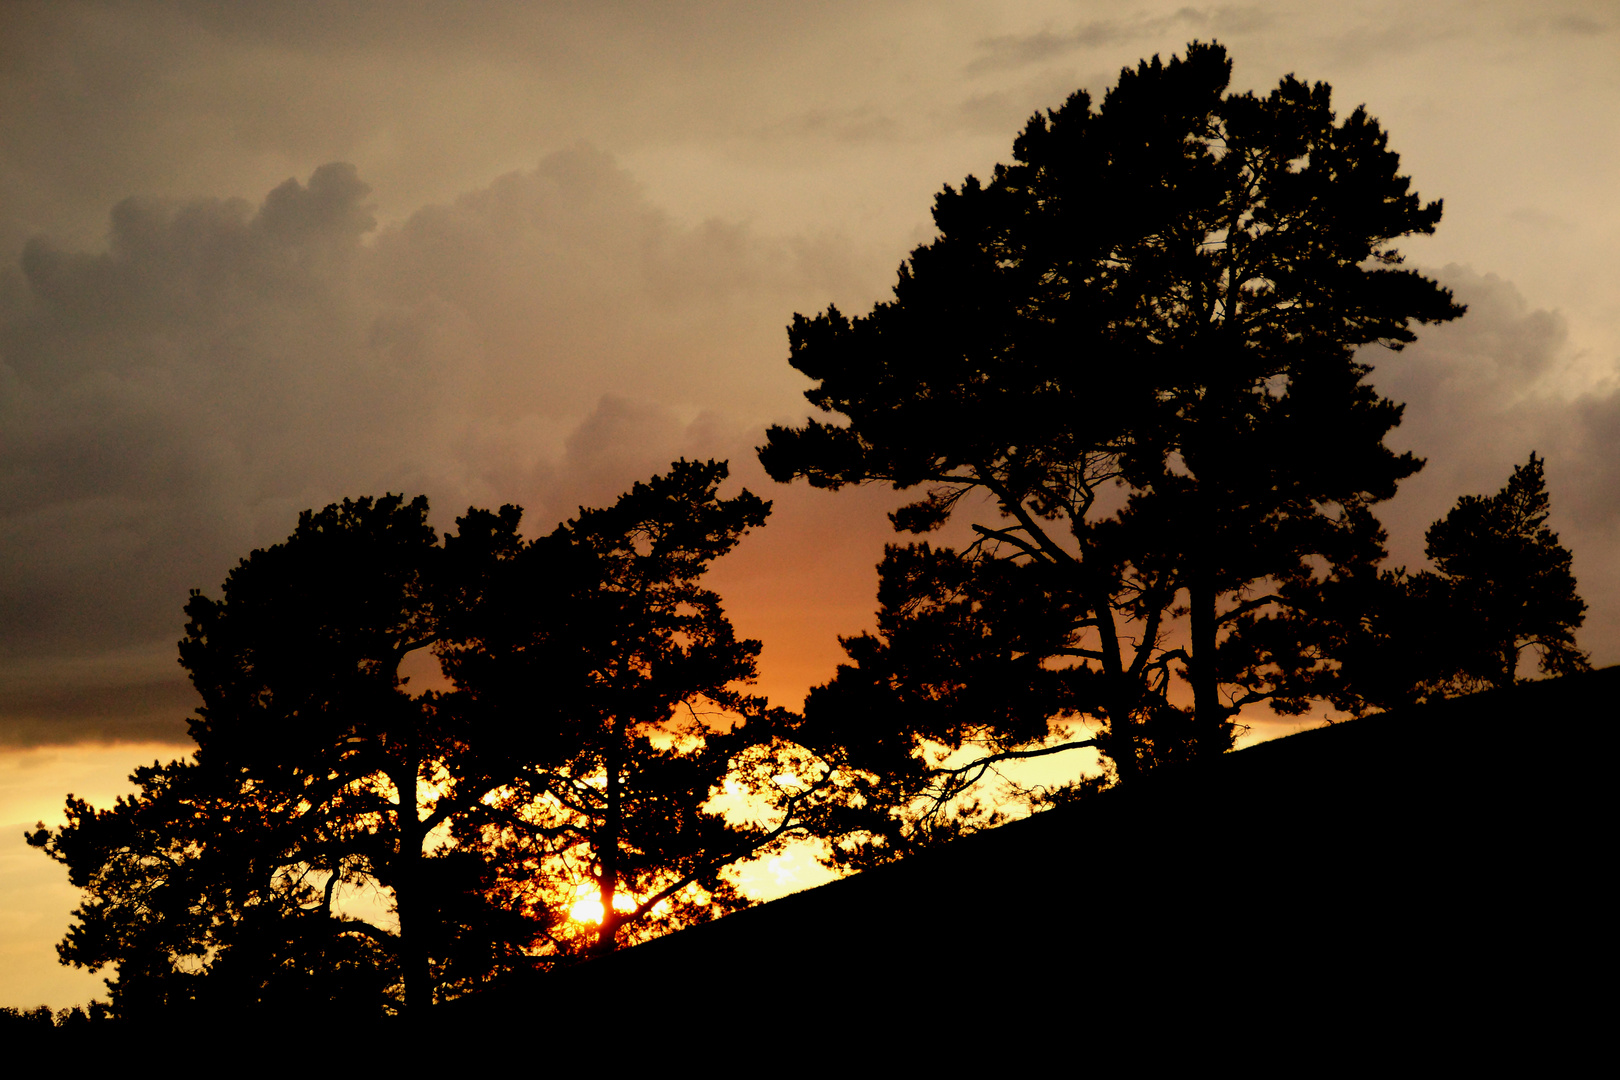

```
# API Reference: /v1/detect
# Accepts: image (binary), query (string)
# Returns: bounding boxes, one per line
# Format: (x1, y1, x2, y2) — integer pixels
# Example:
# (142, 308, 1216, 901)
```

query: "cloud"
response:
(1367, 267, 1571, 555)
(1309, 9, 1471, 69)
(953, 72, 1098, 136)
(1363, 264, 1620, 661)
(966, 7, 1271, 74)
(1521, 10, 1614, 38)
(748, 108, 904, 148)
(0, 149, 874, 746)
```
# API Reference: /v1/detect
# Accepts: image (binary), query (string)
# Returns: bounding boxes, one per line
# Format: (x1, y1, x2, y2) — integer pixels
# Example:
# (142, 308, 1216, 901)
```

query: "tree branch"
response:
(623, 766, 839, 927)
(969, 522, 1049, 563)
(1052, 647, 1107, 660)
(1214, 594, 1283, 626)
(937, 739, 1100, 778)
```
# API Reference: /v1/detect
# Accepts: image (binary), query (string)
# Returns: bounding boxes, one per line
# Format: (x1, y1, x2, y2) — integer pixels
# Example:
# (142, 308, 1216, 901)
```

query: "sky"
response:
(3, 0, 1617, 1008)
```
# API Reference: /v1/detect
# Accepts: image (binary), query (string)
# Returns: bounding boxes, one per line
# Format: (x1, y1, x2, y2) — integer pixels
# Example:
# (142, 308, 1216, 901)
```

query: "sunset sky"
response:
(3, 0, 1617, 1008)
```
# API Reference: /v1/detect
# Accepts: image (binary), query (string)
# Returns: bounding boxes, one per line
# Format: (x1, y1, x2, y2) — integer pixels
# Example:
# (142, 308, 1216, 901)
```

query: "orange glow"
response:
(568, 896, 604, 924)
(567, 891, 637, 925)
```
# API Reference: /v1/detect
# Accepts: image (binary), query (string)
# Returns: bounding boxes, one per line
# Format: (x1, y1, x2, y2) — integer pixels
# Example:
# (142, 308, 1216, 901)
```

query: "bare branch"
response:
(937, 739, 1100, 778)
(970, 523, 1048, 563)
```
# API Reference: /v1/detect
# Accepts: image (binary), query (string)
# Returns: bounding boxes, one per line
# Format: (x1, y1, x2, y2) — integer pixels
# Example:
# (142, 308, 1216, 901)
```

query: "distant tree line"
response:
(0, 1004, 109, 1031)
(28, 41, 1587, 1021)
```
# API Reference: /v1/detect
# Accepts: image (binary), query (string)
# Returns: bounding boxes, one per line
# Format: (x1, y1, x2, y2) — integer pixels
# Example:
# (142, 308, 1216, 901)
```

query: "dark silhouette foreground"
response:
(24, 672, 1605, 1058)
(457, 668, 1612, 1041)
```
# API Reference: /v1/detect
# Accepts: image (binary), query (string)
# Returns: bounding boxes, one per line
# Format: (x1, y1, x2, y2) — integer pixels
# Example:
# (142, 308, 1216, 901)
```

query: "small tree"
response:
(760, 42, 1461, 848)
(1316, 454, 1588, 712)
(1423, 453, 1588, 689)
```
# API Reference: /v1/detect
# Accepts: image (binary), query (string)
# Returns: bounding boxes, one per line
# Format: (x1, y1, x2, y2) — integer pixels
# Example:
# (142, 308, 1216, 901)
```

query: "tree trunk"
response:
(1085, 571, 1142, 784)
(393, 716, 431, 1016)
(595, 718, 624, 955)
(1188, 569, 1228, 760)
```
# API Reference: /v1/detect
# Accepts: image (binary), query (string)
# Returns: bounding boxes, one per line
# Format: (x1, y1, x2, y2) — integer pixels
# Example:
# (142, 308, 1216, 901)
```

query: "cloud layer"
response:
(0, 150, 890, 744)
(2, 2, 1618, 747)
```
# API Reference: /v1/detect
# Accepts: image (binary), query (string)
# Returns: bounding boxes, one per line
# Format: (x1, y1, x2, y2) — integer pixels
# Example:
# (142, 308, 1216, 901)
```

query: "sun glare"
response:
(567, 891, 639, 925)
(569, 897, 605, 924)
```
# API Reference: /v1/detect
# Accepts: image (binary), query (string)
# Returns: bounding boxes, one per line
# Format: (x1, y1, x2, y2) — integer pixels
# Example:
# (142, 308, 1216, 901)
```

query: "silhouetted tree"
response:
(440, 460, 828, 955)
(760, 41, 1462, 845)
(30, 496, 547, 1020)
(1424, 453, 1588, 688)
(796, 544, 1112, 870)
(1326, 453, 1588, 711)
(31, 463, 822, 1019)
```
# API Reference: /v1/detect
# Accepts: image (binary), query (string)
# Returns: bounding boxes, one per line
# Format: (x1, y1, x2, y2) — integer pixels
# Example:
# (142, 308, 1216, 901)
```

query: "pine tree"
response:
(760, 41, 1462, 832)
(1422, 452, 1589, 690)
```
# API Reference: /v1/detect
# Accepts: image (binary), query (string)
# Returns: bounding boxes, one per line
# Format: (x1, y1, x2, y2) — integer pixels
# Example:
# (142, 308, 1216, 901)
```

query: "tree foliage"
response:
(1327, 453, 1589, 711)
(29, 462, 812, 1016)
(30, 495, 542, 1019)
(760, 41, 1463, 852)
(1422, 453, 1588, 687)
(437, 459, 823, 955)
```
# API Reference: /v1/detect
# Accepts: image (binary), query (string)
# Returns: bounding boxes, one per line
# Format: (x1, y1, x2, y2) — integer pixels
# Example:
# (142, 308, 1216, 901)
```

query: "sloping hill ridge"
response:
(467, 668, 1614, 1031)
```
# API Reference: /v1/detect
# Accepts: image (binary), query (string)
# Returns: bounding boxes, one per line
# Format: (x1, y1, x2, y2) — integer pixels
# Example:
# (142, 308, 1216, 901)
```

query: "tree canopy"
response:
(29, 461, 813, 1017)
(436, 459, 823, 956)
(1422, 453, 1588, 688)
(1326, 453, 1589, 711)
(760, 41, 1464, 850)
(30, 495, 543, 1019)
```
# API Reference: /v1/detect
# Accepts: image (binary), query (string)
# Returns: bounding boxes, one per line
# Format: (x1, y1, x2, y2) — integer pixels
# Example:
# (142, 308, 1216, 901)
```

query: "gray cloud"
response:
(1565, 392, 1620, 530)
(0, 149, 875, 746)
(967, 7, 1271, 74)
(1370, 266, 1577, 528)
(1521, 8, 1614, 38)
(1364, 264, 1620, 661)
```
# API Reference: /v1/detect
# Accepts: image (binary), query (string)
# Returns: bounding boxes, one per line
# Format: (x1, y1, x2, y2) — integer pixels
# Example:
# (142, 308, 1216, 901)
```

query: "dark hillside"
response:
(464, 668, 1615, 1039)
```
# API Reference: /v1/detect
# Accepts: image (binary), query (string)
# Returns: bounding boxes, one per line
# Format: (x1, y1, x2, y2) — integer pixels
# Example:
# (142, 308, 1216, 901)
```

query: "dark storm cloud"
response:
(0, 149, 868, 746)
(0, 675, 198, 750)
(1, 163, 379, 661)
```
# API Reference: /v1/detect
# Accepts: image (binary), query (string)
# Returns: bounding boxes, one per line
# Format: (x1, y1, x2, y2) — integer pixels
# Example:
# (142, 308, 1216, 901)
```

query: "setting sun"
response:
(568, 890, 665, 926)
(568, 897, 605, 925)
